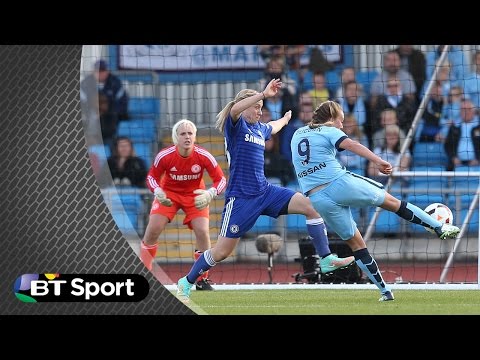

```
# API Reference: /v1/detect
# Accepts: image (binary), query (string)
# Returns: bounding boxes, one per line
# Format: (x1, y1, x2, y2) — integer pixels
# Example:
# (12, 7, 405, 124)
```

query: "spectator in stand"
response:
(258, 45, 306, 72)
(263, 79, 297, 120)
(369, 50, 416, 108)
(371, 109, 407, 151)
(80, 59, 129, 123)
(438, 85, 464, 142)
(394, 45, 426, 103)
(307, 46, 335, 74)
(368, 124, 411, 186)
(372, 77, 417, 137)
(309, 72, 331, 108)
(444, 99, 480, 170)
(462, 50, 480, 109)
(335, 67, 364, 100)
(337, 113, 369, 175)
(259, 56, 297, 96)
(416, 80, 445, 142)
(103, 136, 147, 188)
(98, 92, 119, 151)
(426, 45, 468, 85)
(337, 80, 368, 136)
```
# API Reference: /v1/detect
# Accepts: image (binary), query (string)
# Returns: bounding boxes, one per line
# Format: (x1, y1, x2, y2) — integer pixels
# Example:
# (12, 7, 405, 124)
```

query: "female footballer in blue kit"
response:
(290, 100, 460, 301)
(176, 79, 354, 303)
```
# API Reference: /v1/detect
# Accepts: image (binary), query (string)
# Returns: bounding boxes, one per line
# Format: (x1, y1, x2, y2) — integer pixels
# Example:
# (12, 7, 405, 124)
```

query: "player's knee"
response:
(212, 248, 231, 262)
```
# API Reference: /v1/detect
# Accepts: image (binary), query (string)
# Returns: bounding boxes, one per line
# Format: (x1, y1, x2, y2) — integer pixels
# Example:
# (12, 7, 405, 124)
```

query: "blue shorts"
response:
(309, 172, 386, 240)
(219, 184, 296, 238)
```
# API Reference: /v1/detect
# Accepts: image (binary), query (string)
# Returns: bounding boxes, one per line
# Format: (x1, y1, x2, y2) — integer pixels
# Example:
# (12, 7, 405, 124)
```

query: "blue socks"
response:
(186, 249, 216, 284)
(306, 218, 331, 258)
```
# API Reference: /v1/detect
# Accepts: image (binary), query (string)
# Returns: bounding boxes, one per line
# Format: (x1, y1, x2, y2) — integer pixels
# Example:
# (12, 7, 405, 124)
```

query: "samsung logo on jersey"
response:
(297, 163, 327, 178)
(244, 134, 265, 146)
(170, 174, 201, 180)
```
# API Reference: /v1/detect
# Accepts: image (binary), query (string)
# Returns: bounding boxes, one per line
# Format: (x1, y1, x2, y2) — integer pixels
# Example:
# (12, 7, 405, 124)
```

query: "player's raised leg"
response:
(382, 196, 460, 239)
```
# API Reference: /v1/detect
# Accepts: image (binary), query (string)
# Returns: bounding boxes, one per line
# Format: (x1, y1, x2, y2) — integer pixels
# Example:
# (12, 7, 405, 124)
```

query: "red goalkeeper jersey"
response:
(146, 145, 226, 196)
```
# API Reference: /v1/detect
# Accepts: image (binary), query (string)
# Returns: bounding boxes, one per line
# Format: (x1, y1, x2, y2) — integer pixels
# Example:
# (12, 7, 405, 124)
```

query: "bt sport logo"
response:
(14, 273, 149, 302)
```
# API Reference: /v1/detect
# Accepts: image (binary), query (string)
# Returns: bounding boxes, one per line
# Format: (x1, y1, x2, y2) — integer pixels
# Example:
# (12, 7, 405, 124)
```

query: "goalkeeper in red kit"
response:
(140, 119, 227, 290)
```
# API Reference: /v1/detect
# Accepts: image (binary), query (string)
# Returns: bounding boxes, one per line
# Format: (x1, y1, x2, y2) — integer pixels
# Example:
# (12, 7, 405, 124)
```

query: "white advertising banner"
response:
(118, 45, 342, 71)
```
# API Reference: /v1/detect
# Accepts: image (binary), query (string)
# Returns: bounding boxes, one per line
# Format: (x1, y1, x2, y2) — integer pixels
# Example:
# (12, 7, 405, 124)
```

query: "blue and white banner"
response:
(118, 45, 342, 71)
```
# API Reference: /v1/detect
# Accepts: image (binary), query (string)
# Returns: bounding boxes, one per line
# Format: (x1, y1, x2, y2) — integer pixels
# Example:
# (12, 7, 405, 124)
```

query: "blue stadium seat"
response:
(409, 166, 449, 190)
(133, 142, 153, 168)
(110, 186, 145, 234)
(128, 97, 160, 118)
(372, 208, 401, 234)
(103, 144, 111, 158)
(302, 70, 314, 92)
(356, 70, 378, 96)
(117, 118, 157, 143)
(412, 142, 448, 167)
(325, 70, 341, 94)
(249, 215, 276, 234)
(459, 208, 479, 233)
(287, 214, 307, 234)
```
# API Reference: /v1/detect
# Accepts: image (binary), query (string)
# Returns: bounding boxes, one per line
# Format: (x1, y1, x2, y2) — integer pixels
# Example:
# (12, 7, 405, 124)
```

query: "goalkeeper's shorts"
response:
(150, 191, 208, 230)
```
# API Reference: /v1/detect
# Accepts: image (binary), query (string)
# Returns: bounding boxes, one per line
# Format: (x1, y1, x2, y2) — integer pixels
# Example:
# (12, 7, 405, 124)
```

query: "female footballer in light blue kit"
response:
(290, 100, 460, 301)
(176, 80, 354, 303)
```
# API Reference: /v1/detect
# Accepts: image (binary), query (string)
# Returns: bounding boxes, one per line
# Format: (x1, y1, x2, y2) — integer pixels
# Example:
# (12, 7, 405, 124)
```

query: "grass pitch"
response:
(182, 289, 480, 315)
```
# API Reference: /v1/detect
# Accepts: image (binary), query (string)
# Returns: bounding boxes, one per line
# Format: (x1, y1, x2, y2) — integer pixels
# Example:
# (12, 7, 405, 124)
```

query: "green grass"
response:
(180, 290, 480, 315)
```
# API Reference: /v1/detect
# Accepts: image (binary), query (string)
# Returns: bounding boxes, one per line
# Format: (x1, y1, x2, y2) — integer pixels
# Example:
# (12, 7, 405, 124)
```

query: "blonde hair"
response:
(310, 100, 343, 128)
(172, 119, 197, 145)
(215, 88, 258, 133)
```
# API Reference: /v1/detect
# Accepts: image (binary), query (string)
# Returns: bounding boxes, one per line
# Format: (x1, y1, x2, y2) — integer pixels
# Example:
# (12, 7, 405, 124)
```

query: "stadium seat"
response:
(372, 208, 401, 234)
(133, 142, 153, 168)
(128, 97, 160, 118)
(302, 70, 314, 92)
(412, 142, 448, 167)
(117, 118, 157, 143)
(356, 70, 378, 96)
(103, 144, 111, 158)
(409, 166, 449, 190)
(250, 215, 276, 234)
(287, 214, 307, 234)
(109, 186, 145, 232)
(325, 70, 340, 94)
(459, 208, 479, 233)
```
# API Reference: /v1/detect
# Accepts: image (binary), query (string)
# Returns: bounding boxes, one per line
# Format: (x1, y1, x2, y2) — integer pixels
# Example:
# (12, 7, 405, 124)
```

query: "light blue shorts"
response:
(309, 172, 386, 240)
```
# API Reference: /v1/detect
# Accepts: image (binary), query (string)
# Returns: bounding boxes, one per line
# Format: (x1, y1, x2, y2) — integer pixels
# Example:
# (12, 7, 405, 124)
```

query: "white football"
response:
(423, 202, 453, 233)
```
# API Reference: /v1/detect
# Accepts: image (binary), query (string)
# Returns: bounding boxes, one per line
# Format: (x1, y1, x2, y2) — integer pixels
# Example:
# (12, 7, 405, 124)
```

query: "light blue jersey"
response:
(290, 125, 348, 195)
(291, 124, 387, 240)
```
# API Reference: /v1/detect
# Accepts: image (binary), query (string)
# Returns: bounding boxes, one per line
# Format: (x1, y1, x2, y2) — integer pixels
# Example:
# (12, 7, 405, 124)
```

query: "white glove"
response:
(154, 187, 172, 207)
(193, 188, 217, 210)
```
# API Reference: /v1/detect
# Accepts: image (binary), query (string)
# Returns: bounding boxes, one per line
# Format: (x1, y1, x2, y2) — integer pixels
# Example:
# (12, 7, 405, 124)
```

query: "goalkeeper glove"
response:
(154, 187, 172, 207)
(193, 188, 217, 210)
